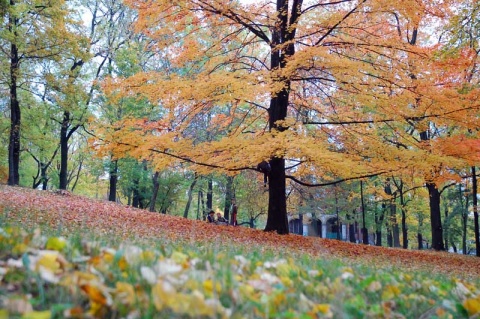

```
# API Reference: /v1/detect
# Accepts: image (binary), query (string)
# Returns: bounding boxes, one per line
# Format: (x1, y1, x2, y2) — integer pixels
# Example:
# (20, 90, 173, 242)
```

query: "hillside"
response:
(1, 185, 479, 280)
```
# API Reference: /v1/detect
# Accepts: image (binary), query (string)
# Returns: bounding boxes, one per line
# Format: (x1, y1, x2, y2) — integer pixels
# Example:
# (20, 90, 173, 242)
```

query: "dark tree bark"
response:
(183, 174, 198, 218)
(29, 147, 58, 190)
(132, 177, 140, 208)
(461, 184, 469, 255)
(426, 182, 445, 250)
(59, 111, 70, 190)
(223, 175, 234, 221)
(206, 177, 213, 211)
(418, 232, 424, 250)
(391, 204, 400, 247)
(349, 221, 356, 243)
(264, 157, 289, 233)
(472, 166, 480, 257)
(149, 171, 159, 212)
(392, 178, 408, 249)
(375, 204, 385, 246)
(386, 222, 393, 247)
(444, 205, 449, 252)
(8, 7, 20, 186)
(108, 159, 118, 202)
(263, 0, 303, 234)
(360, 180, 368, 244)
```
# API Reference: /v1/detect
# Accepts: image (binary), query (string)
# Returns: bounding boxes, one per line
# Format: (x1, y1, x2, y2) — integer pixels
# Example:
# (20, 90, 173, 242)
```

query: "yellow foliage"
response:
(45, 237, 67, 252)
(463, 296, 480, 317)
(21, 311, 51, 319)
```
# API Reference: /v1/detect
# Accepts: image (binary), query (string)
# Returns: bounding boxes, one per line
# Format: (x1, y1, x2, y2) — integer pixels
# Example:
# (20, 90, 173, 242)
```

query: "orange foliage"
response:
(92, 0, 480, 188)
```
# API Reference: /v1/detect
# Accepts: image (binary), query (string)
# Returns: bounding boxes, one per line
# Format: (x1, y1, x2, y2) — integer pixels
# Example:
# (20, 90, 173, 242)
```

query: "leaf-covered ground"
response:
(2, 185, 480, 318)
(1, 185, 479, 280)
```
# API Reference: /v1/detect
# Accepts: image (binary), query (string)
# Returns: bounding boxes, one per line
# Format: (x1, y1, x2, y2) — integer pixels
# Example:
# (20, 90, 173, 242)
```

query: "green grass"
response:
(1, 208, 479, 319)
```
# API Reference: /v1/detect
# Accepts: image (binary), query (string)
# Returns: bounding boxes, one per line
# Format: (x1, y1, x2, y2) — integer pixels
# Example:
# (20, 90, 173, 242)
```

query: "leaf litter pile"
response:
(0, 185, 479, 318)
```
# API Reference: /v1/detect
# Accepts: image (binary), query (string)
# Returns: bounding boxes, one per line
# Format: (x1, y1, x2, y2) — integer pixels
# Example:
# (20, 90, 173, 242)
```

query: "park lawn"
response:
(0, 185, 479, 318)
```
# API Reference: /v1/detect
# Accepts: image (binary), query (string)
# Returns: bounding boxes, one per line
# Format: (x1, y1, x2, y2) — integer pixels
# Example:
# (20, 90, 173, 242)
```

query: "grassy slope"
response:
(1, 185, 479, 280)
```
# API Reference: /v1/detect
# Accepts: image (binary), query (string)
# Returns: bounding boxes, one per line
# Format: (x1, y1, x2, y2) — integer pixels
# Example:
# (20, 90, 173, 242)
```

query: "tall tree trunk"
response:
(348, 216, 356, 243)
(375, 204, 385, 246)
(108, 159, 118, 202)
(183, 174, 198, 218)
(418, 232, 424, 250)
(386, 218, 393, 247)
(8, 9, 20, 186)
(223, 176, 234, 221)
(132, 176, 140, 208)
(399, 186, 408, 249)
(206, 177, 213, 211)
(59, 111, 70, 190)
(462, 186, 469, 255)
(444, 203, 449, 252)
(472, 166, 480, 257)
(264, 157, 288, 234)
(426, 182, 445, 250)
(391, 203, 400, 247)
(40, 163, 48, 190)
(360, 180, 368, 244)
(263, 0, 302, 234)
(149, 171, 159, 212)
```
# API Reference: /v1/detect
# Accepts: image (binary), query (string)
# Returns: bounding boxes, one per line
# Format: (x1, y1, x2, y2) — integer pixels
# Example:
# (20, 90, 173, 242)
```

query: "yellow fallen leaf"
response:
(382, 285, 401, 300)
(152, 280, 176, 311)
(464, 296, 480, 316)
(115, 282, 136, 305)
(81, 284, 108, 305)
(141, 250, 156, 262)
(171, 251, 188, 264)
(36, 252, 61, 273)
(311, 303, 333, 318)
(0, 309, 8, 319)
(117, 256, 128, 271)
(12, 243, 29, 255)
(45, 237, 67, 251)
(21, 310, 51, 319)
(203, 279, 221, 296)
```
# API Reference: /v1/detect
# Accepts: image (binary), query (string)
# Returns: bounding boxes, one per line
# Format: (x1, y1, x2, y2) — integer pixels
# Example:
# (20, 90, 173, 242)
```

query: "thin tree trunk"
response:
(149, 171, 160, 212)
(462, 185, 469, 255)
(108, 159, 118, 202)
(391, 203, 400, 247)
(349, 219, 356, 243)
(183, 174, 198, 218)
(132, 176, 140, 208)
(399, 187, 408, 249)
(375, 203, 385, 246)
(223, 175, 234, 221)
(360, 180, 368, 244)
(444, 203, 449, 252)
(472, 166, 480, 257)
(206, 178, 213, 211)
(386, 217, 393, 248)
(59, 111, 70, 190)
(8, 9, 20, 186)
(418, 232, 423, 250)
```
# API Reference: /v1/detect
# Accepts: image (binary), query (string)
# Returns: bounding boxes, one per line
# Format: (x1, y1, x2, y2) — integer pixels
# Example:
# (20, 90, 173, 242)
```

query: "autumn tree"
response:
(96, 0, 480, 239)
(441, 0, 480, 256)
